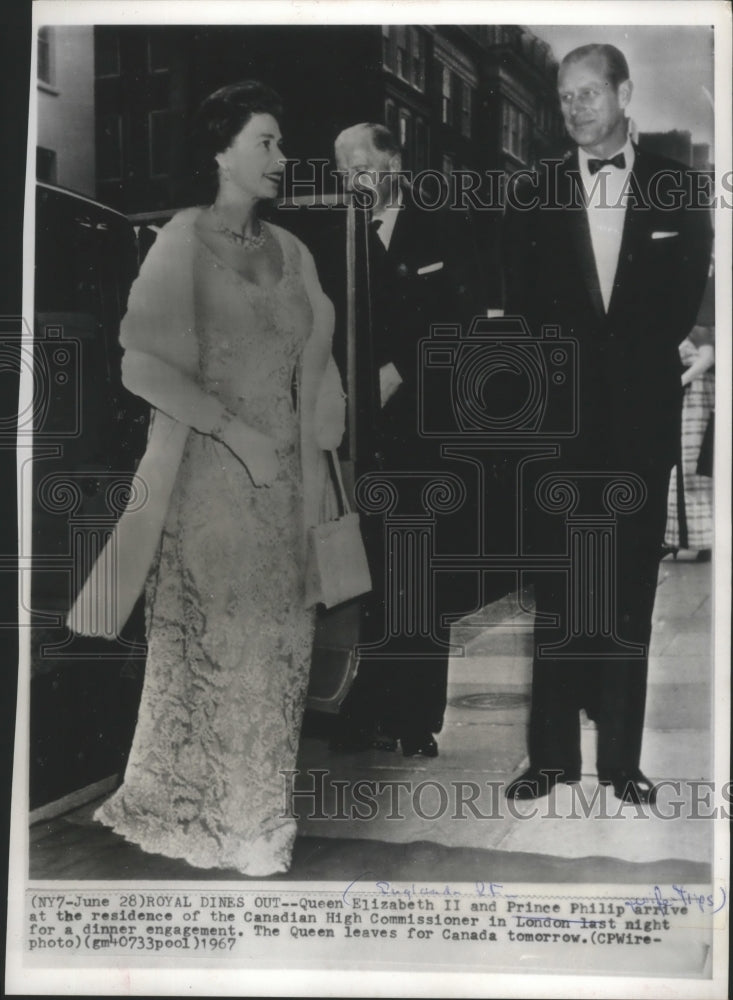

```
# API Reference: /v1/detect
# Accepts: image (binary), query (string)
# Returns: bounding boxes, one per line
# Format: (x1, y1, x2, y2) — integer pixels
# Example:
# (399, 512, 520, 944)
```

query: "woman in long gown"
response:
(76, 82, 345, 875)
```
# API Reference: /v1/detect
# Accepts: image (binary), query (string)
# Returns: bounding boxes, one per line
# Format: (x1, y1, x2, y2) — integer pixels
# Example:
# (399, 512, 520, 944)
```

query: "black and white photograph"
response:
(6, 1, 731, 995)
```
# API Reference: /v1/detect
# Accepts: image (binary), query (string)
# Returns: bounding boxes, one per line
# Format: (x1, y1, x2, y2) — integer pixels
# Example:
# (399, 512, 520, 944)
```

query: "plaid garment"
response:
(665, 340, 715, 550)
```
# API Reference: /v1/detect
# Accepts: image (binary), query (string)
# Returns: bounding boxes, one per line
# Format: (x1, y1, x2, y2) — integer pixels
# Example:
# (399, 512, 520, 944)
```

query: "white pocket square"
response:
(651, 231, 679, 239)
(417, 261, 444, 275)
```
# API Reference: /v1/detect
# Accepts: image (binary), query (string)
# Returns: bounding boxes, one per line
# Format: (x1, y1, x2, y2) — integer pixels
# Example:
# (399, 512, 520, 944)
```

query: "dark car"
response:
(31, 183, 150, 811)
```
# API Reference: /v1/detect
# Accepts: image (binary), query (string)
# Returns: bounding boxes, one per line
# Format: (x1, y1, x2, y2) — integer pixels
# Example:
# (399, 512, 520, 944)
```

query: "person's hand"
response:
(315, 393, 346, 450)
(216, 414, 279, 486)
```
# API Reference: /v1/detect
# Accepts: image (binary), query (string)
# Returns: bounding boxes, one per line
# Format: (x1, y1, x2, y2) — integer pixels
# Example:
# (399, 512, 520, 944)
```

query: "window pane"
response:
(441, 64, 451, 97)
(414, 117, 429, 171)
(38, 28, 52, 85)
(149, 110, 173, 177)
(453, 76, 463, 130)
(395, 25, 407, 79)
(97, 115, 122, 180)
(441, 65, 452, 125)
(385, 99, 398, 138)
(405, 27, 423, 90)
(147, 30, 170, 73)
(96, 27, 120, 77)
(382, 28, 392, 70)
(37, 146, 57, 184)
(461, 86, 473, 138)
(501, 101, 529, 162)
(519, 112, 529, 161)
(412, 31, 426, 91)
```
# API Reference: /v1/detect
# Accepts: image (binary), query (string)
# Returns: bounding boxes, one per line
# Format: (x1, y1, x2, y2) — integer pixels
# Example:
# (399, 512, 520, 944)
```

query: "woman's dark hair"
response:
(190, 80, 284, 194)
(194, 79, 284, 159)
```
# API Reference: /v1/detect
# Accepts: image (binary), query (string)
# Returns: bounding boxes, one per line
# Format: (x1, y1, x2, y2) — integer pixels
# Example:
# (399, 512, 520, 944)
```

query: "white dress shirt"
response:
(578, 135, 635, 312)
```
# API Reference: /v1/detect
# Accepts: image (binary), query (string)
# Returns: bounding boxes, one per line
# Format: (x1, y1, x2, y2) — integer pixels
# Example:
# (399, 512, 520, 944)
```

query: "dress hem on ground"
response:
(93, 794, 296, 877)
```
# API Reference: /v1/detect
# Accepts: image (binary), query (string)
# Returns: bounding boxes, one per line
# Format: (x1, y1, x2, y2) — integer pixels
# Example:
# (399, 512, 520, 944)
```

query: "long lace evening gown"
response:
(95, 224, 316, 875)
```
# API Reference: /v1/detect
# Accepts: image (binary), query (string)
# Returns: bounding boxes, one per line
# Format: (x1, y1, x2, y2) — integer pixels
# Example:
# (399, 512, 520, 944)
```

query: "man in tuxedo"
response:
(502, 44, 712, 803)
(330, 122, 491, 756)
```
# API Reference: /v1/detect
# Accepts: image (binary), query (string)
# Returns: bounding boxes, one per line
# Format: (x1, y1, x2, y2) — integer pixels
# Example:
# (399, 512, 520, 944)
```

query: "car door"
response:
(31, 184, 149, 811)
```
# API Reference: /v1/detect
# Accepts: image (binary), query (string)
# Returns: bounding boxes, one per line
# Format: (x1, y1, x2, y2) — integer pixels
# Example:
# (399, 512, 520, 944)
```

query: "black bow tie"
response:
(587, 152, 626, 174)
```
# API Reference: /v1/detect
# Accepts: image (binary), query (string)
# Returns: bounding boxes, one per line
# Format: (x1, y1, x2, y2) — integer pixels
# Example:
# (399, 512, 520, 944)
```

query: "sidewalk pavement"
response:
(29, 556, 716, 883)
(293, 556, 714, 870)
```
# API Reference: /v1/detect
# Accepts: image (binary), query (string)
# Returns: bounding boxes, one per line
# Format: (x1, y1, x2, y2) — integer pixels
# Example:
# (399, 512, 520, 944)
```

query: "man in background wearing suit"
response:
(502, 44, 712, 803)
(330, 123, 491, 757)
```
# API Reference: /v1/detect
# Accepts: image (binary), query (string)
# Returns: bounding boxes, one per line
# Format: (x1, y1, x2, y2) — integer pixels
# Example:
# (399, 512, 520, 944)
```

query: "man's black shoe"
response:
(400, 733, 439, 758)
(599, 769, 658, 804)
(505, 768, 576, 800)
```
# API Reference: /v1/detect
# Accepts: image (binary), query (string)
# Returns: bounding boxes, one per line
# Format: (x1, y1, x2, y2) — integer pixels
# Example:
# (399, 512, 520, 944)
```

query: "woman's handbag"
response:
(305, 452, 372, 609)
(697, 411, 714, 477)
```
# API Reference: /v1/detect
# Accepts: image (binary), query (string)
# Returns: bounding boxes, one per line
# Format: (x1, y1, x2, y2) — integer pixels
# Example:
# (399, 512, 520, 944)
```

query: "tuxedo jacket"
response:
(365, 186, 486, 468)
(502, 146, 712, 475)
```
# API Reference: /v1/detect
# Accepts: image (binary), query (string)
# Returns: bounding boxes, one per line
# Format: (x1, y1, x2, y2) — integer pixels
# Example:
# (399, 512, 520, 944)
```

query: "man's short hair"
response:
(335, 122, 402, 158)
(560, 43, 630, 89)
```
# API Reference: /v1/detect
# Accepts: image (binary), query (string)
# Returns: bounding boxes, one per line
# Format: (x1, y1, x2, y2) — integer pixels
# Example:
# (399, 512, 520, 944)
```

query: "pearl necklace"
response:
(211, 206, 267, 250)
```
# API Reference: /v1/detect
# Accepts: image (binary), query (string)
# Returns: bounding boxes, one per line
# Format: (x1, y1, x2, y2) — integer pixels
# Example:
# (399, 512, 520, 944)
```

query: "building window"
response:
(96, 27, 120, 77)
(502, 101, 530, 163)
(394, 26, 408, 80)
(385, 99, 398, 140)
(438, 56, 476, 137)
(414, 117, 429, 172)
(441, 64, 452, 125)
(398, 109, 412, 165)
(37, 146, 57, 184)
(383, 25, 426, 92)
(147, 31, 170, 74)
(409, 27, 426, 92)
(149, 110, 173, 178)
(460, 83, 473, 138)
(97, 114, 123, 181)
(519, 113, 529, 160)
(37, 27, 54, 86)
(382, 24, 392, 71)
